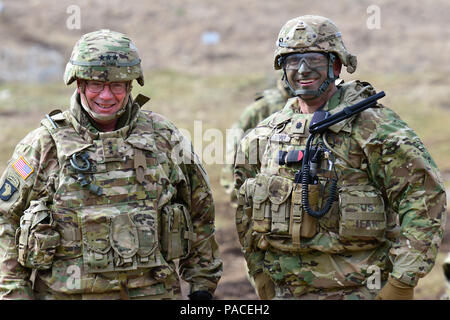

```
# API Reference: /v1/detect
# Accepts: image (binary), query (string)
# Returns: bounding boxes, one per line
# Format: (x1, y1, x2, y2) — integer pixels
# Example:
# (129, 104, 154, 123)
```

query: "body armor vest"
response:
(241, 94, 396, 254)
(28, 108, 193, 294)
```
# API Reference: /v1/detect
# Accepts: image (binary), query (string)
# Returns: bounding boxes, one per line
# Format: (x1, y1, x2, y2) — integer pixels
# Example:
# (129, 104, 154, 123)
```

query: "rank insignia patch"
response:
(0, 177, 18, 201)
(12, 156, 34, 180)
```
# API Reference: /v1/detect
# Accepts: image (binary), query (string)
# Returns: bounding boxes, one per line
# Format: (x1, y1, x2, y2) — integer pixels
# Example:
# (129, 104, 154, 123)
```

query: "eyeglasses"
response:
(283, 53, 328, 70)
(85, 81, 128, 94)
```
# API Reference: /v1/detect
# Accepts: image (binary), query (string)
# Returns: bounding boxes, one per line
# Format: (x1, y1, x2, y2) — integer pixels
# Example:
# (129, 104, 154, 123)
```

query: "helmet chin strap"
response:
(79, 83, 132, 122)
(283, 53, 336, 100)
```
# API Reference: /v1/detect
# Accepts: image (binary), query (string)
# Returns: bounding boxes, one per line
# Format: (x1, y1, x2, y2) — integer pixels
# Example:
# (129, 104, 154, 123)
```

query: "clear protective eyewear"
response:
(283, 53, 328, 71)
(85, 81, 128, 94)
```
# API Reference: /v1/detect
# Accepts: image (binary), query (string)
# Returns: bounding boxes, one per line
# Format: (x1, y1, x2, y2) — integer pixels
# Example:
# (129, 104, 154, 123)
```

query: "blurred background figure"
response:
(220, 74, 291, 204)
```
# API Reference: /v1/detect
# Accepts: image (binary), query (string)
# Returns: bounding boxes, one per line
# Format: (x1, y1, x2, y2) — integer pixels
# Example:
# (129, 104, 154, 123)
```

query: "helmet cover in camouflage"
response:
(274, 15, 357, 74)
(64, 29, 144, 86)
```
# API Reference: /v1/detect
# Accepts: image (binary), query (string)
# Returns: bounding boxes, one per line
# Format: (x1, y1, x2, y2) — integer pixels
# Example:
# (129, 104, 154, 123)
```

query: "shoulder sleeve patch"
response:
(0, 176, 19, 201)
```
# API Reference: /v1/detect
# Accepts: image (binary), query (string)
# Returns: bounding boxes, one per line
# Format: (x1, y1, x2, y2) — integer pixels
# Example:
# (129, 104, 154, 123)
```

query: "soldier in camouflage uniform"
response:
(234, 16, 446, 300)
(0, 30, 222, 300)
(220, 77, 291, 203)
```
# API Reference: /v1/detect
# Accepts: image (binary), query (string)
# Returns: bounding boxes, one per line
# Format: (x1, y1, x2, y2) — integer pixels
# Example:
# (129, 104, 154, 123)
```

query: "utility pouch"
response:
(16, 200, 60, 270)
(110, 214, 139, 268)
(252, 174, 271, 233)
(160, 203, 196, 261)
(131, 210, 158, 264)
(242, 177, 256, 223)
(338, 185, 386, 240)
(289, 184, 319, 246)
(301, 184, 319, 238)
(82, 214, 113, 272)
(290, 186, 303, 246)
(268, 175, 292, 235)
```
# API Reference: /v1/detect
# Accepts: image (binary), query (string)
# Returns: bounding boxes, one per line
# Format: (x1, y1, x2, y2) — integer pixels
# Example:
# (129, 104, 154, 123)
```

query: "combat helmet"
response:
(64, 29, 144, 122)
(64, 29, 144, 86)
(274, 15, 357, 98)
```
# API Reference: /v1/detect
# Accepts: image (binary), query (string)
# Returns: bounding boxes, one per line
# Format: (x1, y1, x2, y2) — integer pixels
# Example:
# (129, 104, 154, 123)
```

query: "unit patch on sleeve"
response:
(12, 156, 34, 180)
(0, 176, 19, 201)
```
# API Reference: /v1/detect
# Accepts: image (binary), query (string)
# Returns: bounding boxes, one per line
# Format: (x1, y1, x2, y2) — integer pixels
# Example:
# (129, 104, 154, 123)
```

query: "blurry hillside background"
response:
(0, 0, 449, 299)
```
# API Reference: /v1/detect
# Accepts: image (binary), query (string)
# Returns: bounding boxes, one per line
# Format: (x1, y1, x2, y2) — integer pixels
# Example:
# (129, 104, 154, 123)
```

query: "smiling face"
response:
(283, 52, 342, 106)
(77, 80, 130, 131)
(284, 52, 329, 100)
(81, 80, 128, 118)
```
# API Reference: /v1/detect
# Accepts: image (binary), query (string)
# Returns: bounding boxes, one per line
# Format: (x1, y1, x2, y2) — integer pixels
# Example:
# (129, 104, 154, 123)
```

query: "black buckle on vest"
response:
(277, 149, 304, 165)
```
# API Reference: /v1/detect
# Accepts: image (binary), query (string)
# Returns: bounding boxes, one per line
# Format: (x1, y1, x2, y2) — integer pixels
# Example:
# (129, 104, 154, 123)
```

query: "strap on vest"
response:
(118, 273, 130, 300)
(43, 109, 65, 130)
(134, 149, 147, 184)
(134, 94, 150, 108)
(182, 209, 197, 242)
(291, 187, 302, 247)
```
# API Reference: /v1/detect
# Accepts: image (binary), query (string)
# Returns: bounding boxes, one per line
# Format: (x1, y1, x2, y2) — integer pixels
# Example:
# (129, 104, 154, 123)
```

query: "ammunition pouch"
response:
(16, 200, 60, 270)
(243, 173, 319, 247)
(268, 175, 292, 235)
(160, 203, 196, 261)
(252, 174, 271, 233)
(338, 185, 386, 240)
(242, 175, 388, 251)
(81, 207, 166, 274)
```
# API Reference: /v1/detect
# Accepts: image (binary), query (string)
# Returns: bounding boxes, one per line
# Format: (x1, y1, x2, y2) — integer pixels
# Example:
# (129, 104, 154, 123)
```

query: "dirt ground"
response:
(213, 201, 258, 300)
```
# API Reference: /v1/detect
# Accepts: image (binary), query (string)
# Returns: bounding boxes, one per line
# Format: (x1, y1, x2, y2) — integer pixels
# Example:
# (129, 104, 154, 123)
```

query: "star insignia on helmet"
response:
(106, 55, 111, 60)
(99, 55, 105, 60)
(296, 20, 306, 30)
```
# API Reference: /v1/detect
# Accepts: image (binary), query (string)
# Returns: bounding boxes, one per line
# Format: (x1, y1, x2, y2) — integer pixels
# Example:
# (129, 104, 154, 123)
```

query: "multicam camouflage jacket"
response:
(0, 91, 222, 299)
(234, 80, 446, 295)
(220, 79, 291, 196)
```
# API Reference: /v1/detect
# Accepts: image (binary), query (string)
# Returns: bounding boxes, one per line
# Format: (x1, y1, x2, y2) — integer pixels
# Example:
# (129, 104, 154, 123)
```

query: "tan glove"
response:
(375, 277, 414, 300)
(253, 272, 275, 300)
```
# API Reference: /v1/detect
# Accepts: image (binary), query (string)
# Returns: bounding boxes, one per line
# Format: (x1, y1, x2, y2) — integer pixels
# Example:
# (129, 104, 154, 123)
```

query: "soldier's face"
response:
(285, 53, 329, 94)
(284, 53, 342, 100)
(80, 80, 129, 119)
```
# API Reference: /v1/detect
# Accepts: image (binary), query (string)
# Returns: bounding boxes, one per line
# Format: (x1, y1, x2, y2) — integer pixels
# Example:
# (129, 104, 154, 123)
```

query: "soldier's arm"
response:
(233, 131, 266, 279)
(172, 137, 222, 296)
(0, 127, 56, 299)
(357, 107, 446, 286)
(179, 161, 223, 296)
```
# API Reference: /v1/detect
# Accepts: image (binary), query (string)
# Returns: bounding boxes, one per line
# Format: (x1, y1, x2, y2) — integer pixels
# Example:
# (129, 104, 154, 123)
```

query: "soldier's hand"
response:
(188, 290, 213, 300)
(254, 272, 275, 300)
(375, 277, 414, 300)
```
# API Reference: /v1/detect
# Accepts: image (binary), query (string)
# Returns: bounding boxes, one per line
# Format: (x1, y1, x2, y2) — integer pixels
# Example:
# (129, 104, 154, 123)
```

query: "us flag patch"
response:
(12, 156, 34, 180)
